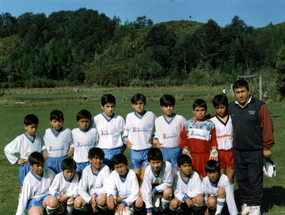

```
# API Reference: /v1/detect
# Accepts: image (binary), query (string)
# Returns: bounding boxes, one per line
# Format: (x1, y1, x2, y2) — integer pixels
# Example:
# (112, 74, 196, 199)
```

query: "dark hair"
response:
(24, 114, 39, 126)
(50, 110, 64, 121)
(88, 147, 105, 160)
(29, 151, 45, 165)
(193, 99, 207, 110)
(204, 160, 220, 173)
(112, 153, 128, 166)
(160, 94, 175, 107)
(213, 94, 228, 107)
(101, 94, 116, 106)
(61, 158, 77, 171)
(131, 94, 146, 104)
(177, 154, 192, 167)
(233, 79, 249, 91)
(77, 110, 92, 121)
(147, 148, 163, 161)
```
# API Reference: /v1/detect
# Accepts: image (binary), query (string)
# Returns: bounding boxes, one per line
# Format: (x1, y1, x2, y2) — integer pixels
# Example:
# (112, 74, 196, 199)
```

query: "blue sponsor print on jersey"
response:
(163, 133, 178, 139)
(49, 146, 64, 152)
(248, 110, 256, 115)
(77, 142, 94, 147)
(132, 127, 148, 132)
(100, 130, 115, 136)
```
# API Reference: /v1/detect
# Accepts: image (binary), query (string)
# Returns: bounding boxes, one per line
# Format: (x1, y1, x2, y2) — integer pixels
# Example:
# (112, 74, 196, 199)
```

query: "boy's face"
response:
(50, 119, 64, 131)
(24, 123, 38, 137)
(63, 169, 75, 181)
(101, 102, 115, 118)
(178, 163, 192, 176)
(77, 118, 91, 131)
(148, 159, 163, 173)
(30, 163, 45, 177)
(234, 87, 251, 106)
(114, 163, 128, 177)
(88, 156, 103, 171)
(214, 104, 227, 118)
(132, 100, 146, 115)
(160, 105, 174, 117)
(207, 171, 220, 184)
(193, 107, 207, 120)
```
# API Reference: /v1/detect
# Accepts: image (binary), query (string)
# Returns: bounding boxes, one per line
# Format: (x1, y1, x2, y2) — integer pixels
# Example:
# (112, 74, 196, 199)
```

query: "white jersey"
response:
(107, 169, 139, 206)
(42, 127, 73, 157)
(92, 113, 125, 149)
(173, 171, 204, 202)
(123, 111, 156, 150)
(154, 114, 186, 148)
(78, 164, 110, 203)
(142, 161, 173, 209)
(4, 133, 42, 164)
(210, 116, 233, 150)
(49, 172, 79, 198)
(72, 127, 98, 163)
(16, 168, 55, 215)
(203, 173, 237, 215)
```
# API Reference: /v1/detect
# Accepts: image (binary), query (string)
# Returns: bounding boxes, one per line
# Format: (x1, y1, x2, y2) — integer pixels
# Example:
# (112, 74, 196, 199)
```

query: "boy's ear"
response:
(101, 105, 104, 110)
(88, 158, 92, 163)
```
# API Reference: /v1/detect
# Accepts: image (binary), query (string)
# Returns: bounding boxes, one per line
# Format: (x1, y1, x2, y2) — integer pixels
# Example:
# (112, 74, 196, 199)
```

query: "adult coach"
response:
(229, 80, 274, 215)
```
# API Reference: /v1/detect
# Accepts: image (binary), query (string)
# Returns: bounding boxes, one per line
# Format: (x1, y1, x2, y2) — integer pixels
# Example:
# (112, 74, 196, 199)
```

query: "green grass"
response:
(0, 86, 284, 214)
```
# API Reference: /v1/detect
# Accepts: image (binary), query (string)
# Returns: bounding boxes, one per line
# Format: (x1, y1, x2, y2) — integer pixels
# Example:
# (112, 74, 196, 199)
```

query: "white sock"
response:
(46, 205, 59, 215)
(66, 202, 74, 215)
(215, 198, 225, 214)
(161, 198, 170, 210)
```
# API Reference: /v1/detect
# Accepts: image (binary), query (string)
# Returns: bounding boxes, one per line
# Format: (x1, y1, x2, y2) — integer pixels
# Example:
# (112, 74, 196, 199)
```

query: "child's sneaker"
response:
(249, 206, 260, 215)
(241, 203, 251, 215)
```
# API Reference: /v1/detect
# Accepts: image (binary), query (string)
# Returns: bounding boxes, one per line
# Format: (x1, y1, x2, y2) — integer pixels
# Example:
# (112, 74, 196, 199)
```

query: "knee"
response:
(163, 187, 173, 200)
(193, 195, 205, 205)
(134, 197, 144, 208)
(67, 197, 74, 203)
(217, 187, 226, 198)
(74, 197, 83, 208)
(169, 198, 179, 209)
(46, 196, 59, 208)
(96, 194, 107, 206)
(207, 196, 217, 208)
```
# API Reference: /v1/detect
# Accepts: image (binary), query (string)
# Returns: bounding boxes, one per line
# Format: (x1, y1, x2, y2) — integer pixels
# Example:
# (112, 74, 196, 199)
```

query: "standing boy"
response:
(123, 93, 156, 181)
(153, 94, 186, 173)
(74, 147, 110, 213)
(170, 154, 204, 213)
(4, 114, 42, 195)
(181, 99, 218, 177)
(72, 109, 98, 175)
(42, 110, 73, 174)
(92, 94, 126, 168)
(107, 153, 144, 214)
(49, 158, 79, 215)
(142, 148, 173, 215)
(16, 152, 59, 215)
(203, 160, 237, 215)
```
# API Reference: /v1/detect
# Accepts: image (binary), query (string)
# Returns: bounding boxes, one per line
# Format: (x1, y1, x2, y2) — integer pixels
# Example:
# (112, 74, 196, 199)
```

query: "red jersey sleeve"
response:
(180, 126, 189, 150)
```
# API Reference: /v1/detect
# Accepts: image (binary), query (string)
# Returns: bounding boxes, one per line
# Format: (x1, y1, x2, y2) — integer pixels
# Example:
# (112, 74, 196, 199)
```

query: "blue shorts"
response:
(161, 147, 181, 171)
(45, 156, 66, 174)
(19, 161, 31, 186)
(27, 195, 50, 211)
(130, 148, 149, 169)
(76, 161, 90, 174)
(102, 147, 122, 169)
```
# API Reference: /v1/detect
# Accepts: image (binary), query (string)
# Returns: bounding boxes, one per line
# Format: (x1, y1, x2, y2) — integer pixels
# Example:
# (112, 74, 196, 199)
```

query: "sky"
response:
(1, 0, 285, 28)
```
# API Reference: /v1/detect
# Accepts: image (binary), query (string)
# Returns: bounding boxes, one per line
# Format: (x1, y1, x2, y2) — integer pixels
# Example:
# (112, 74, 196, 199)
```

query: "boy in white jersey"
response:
(72, 109, 98, 176)
(123, 93, 156, 181)
(153, 94, 186, 174)
(170, 154, 204, 213)
(92, 94, 126, 169)
(107, 153, 144, 214)
(4, 114, 42, 195)
(211, 94, 234, 187)
(49, 158, 79, 215)
(203, 160, 238, 215)
(142, 148, 173, 215)
(42, 110, 73, 174)
(16, 152, 59, 215)
(74, 147, 110, 213)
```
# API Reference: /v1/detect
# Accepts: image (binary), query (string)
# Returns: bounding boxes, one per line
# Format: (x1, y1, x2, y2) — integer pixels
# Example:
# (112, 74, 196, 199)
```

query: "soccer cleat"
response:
(241, 203, 251, 215)
(249, 206, 260, 215)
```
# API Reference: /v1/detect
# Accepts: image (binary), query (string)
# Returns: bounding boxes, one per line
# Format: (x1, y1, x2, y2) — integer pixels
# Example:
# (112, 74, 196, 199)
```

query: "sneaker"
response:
(249, 206, 261, 215)
(241, 203, 251, 215)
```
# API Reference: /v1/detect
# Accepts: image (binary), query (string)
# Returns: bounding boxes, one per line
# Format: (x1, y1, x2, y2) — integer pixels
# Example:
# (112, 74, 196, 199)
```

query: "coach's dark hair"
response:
(50, 110, 64, 121)
(204, 160, 220, 173)
(147, 148, 163, 162)
(112, 153, 128, 166)
(77, 110, 92, 121)
(233, 79, 249, 91)
(61, 158, 77, 171)
(29, 151, 45, 165)
(177, 154, 192, 167)
(24, 114, 39, 126)
(213, 94, 228, 107)
(131, 94, 146, 105)
(101, 94, 116, 106)
(160, 94, 175, 107)
(193, 99, 207, 110)
(88, 147, 105, 160)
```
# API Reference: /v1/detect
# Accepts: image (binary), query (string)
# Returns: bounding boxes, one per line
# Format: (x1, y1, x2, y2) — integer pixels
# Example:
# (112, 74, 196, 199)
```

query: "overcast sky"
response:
(1, 0, 285, 28)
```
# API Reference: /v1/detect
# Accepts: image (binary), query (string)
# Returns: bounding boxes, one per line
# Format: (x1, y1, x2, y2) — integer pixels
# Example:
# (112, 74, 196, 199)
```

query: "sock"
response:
(193, 202, 205, 211)
(74, 206, 89, 212)
(215, 198, 225, 214)
(161, 198, 170, 210)
(66, 202, 74, 215)
(97, 204, 108, 211)
(46, 205, 59, 215)
(169, 206, 182, 212)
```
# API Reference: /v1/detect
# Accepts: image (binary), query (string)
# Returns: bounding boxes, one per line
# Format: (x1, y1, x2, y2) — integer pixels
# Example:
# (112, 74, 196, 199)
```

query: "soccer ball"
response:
(115, 206, 133, 215)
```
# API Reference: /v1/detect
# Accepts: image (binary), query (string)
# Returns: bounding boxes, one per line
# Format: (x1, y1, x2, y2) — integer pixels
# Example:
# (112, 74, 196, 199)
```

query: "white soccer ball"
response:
(115, 206, 133, 215)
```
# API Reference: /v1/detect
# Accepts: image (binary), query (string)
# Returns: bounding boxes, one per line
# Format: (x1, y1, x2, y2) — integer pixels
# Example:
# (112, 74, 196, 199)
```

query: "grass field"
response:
(0, 86, 284, 214)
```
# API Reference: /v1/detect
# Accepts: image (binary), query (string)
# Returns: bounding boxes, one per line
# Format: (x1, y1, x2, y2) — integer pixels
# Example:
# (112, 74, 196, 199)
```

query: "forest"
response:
(0, 8, 285, 96)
